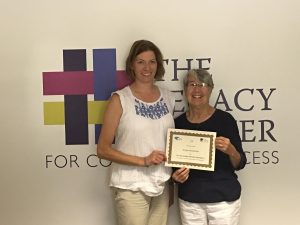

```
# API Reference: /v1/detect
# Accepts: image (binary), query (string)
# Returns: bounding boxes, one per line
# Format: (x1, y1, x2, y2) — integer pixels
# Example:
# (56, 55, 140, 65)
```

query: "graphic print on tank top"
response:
(134, 98, 169, 119)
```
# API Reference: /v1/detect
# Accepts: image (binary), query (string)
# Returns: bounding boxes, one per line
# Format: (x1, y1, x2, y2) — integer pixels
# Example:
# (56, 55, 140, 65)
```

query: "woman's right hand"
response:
(172, 167, 190, 183)
(144, 150, 166, 166)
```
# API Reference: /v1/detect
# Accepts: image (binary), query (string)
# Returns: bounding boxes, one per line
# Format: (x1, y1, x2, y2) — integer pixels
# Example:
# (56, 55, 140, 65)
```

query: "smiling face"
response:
(184, 74, 212, 108)
(132, 50, 157, 83)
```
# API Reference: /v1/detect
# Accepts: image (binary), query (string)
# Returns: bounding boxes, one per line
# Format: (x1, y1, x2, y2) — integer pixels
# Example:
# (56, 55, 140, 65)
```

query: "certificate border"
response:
(165, 128, 216, 171)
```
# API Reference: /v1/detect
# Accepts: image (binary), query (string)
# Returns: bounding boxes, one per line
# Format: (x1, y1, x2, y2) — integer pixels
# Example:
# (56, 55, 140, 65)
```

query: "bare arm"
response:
(97, 93, 166, 167)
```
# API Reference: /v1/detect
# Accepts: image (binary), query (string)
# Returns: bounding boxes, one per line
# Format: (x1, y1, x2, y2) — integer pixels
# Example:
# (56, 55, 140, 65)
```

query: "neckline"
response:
(128, 86, 162, 104)
(185, 108, 216, 125)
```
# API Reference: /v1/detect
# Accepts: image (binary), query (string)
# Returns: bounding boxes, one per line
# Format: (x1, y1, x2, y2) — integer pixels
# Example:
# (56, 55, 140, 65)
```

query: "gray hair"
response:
(183, 69, 214, 89)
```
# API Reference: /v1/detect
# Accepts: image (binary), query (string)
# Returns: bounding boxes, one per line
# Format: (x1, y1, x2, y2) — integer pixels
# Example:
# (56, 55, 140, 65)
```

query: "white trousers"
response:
(179, 197, 241, 225)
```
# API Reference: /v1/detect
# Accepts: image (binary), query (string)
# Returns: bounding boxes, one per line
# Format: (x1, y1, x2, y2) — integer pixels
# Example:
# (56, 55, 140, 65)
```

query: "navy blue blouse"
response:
(174, 109, 247, 203)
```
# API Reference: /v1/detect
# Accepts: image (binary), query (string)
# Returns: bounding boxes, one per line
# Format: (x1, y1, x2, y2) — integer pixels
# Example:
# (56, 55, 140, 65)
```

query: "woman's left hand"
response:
(215, 136, 232, 155)
(215, 136, 241, 168)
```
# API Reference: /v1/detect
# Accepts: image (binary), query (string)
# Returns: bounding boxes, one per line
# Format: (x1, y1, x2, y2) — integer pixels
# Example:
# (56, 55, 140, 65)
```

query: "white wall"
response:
(1, 0, 300, 224)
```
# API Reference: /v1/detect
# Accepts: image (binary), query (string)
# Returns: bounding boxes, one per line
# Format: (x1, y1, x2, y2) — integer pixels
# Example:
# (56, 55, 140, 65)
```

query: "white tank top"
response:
(109, 85, 175, 196)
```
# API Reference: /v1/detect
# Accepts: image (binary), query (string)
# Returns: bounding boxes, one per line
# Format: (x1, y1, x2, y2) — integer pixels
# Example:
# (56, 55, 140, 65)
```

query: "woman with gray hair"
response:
(172, 69, 247, 225)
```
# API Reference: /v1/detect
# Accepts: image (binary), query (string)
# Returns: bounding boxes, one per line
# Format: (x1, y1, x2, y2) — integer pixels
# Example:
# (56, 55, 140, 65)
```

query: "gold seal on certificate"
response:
(165, 128, 216, 171)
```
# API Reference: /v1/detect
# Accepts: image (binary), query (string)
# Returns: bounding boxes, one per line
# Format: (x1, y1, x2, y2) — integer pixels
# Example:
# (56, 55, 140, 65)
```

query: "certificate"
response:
(165, 128, 216, 171)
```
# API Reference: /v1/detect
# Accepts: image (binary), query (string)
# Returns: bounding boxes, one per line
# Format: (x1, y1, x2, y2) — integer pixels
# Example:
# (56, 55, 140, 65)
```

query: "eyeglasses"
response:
(187, 82, 209, 89)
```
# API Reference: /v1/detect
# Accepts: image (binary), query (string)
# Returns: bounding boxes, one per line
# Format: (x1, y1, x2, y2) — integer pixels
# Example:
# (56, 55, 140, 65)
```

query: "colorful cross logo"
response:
(42, 49, 131, 145)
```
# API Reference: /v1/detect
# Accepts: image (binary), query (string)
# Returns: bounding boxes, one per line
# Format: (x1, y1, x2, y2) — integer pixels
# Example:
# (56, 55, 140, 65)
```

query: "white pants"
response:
(179, 197, 241, 225)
